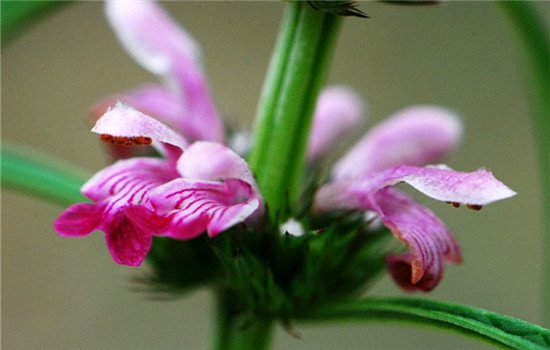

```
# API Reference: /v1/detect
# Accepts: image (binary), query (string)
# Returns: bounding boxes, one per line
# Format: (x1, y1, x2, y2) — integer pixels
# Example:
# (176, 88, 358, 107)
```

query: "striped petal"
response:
(148, 178, 261, 239)
(314, 165, 514, 291)
(333, 106, 462, 179)
(369, 189, 461, 291)
(308, 86, 366, 161)
(54, 157, 178, 266)
(105, 0, 224, 143)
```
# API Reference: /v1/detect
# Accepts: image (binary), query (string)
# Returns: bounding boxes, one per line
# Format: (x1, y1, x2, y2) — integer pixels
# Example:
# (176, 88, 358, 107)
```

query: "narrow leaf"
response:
(1, 1, 71, 46)
(300, 298, 549, 349)
(1, 144, 88, 206)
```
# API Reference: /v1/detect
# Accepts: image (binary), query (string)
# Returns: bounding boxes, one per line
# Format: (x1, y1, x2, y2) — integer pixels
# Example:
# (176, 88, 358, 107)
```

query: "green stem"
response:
(498, 1, 550, 326)
(1, 144, 88, 206)
(213, 291, 274, 350)
(248, 2, 342, 220)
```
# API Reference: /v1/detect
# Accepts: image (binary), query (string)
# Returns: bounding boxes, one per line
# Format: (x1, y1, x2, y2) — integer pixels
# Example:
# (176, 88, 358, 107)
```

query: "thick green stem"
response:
(498, 1, 550, 326)
(212, 291, 274, 350)
(248, 2, 342, 220)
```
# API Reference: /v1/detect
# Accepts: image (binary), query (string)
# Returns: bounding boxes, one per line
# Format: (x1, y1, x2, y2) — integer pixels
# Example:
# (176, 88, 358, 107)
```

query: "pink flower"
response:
(55, 1, 264, 266)
(313, 104, 516, 291)
(54, 104, 262, 266)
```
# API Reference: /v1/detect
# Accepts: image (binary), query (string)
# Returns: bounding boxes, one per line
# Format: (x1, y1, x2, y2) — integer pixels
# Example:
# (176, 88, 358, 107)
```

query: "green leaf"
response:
(300, 297, 550, 349)
(1, 1, 71, 46)
(1, 144, 88, 206)
(498, 1, 550, 326)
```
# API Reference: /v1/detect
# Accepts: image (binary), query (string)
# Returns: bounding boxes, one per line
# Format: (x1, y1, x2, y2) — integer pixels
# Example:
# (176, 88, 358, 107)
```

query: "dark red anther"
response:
(467, 204, 483, 211)
(99, 134, 152, 146)
(446, 201, 461, 208)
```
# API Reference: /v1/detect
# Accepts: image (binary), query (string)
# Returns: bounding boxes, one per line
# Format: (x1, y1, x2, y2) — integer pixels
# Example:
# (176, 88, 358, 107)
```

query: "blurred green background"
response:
(2, 2, 546, 349)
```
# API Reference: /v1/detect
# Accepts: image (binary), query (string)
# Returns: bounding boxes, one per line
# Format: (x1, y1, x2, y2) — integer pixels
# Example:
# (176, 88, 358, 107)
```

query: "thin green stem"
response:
(498, 1, 550, 326)
(212, 290, 274, 350)
(248, 2, 342, 221)
(1, 144, 88, 206)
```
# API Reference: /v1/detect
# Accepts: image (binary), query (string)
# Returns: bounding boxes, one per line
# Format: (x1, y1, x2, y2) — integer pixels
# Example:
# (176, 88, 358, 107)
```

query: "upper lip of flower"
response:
(98, 0, 225, 144)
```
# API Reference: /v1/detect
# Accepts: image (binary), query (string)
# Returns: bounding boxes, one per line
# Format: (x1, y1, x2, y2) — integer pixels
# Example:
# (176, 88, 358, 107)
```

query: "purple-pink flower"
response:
(55, 104, 262, 266)
(312, 105, 516, 291)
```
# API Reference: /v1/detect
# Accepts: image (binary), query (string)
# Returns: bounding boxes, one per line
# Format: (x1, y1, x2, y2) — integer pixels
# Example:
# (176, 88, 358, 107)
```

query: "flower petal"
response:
(333, 106, 462, 179)
(56, 157, 177, 266)
(308, 86, 366, 160)
(104, 211, 153, 266)
(54, 203, 104, 237)
(92, 103, 188, 158)
(369, 189, 461, 291)
(378, 165, 517, 206)
(315, 165, 515, 212)
(81, 157, 178, 204)
(105, 0, 224, 143)
(149, 178, 260, 239)
(105, 0, 200, 77)
(387, 253, 442, 292)
(176, 141, 257, 186)
(91, 84, 186, 133)
(171, 59, 224, 143)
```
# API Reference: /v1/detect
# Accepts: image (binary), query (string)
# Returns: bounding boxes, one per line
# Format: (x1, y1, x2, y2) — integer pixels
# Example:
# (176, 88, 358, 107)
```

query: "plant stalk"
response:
(212, 291, 274, 350)
(248, 1, 343, 221)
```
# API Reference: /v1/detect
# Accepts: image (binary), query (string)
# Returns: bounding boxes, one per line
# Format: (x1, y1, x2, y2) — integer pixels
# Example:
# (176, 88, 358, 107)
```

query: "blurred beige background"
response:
(2, 1, 545, 349)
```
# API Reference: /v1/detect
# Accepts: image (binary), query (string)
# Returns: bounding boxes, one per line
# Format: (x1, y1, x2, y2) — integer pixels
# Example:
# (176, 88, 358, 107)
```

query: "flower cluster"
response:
(54, 0, 515, 294)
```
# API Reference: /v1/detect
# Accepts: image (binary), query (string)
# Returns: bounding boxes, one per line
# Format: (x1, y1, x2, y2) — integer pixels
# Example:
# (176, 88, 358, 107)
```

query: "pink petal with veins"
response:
(369, 189, 461, 290)
(54, 157, 178, 266)
(149, 178, 260, 239)
(54, 203, 104, 237)
(104, 210, 154, 266)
